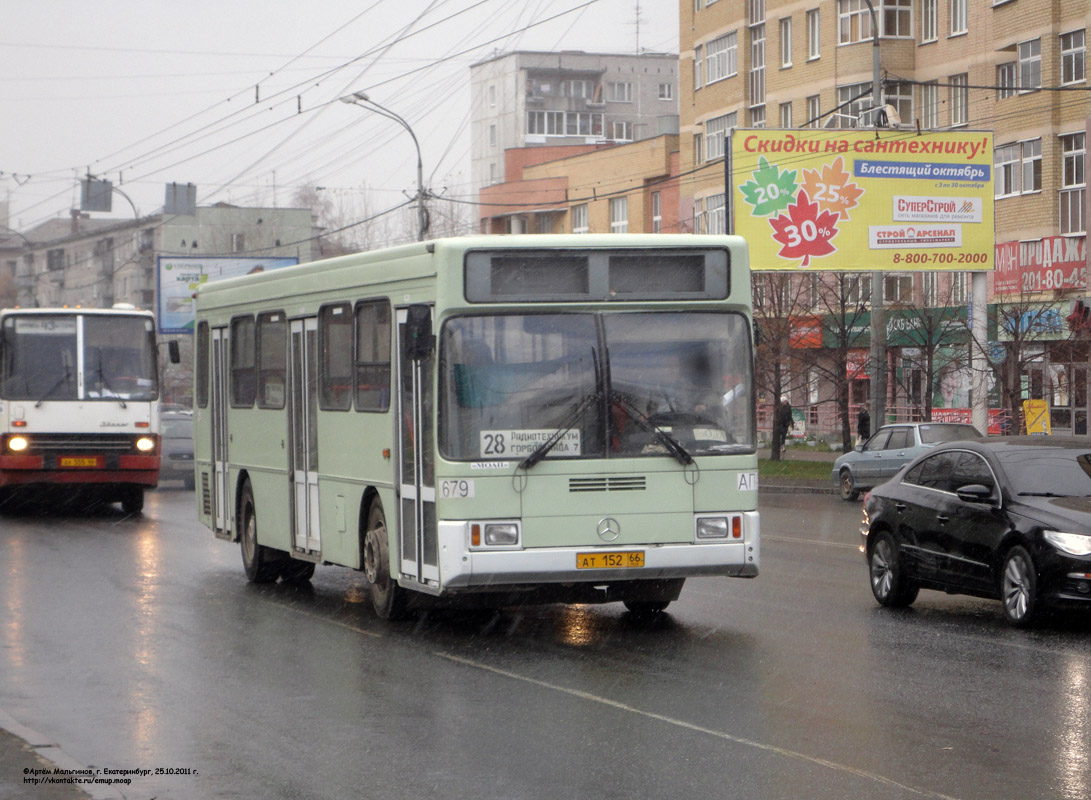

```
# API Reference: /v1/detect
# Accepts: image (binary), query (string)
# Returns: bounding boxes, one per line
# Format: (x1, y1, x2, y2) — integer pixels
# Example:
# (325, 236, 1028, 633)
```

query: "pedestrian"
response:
(857, 406, 871, 442)
(776, 395, 793, 449)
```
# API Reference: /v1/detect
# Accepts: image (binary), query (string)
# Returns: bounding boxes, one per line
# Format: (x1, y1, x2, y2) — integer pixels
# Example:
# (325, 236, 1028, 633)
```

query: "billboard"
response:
(731, 129, 994, 271)
(157, 256, 298, 334)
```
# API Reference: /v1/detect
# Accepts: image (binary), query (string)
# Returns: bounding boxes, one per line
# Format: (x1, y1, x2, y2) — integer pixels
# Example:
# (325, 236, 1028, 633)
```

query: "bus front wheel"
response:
(363, 502, 410, 620)
(239, 481, 280, 583)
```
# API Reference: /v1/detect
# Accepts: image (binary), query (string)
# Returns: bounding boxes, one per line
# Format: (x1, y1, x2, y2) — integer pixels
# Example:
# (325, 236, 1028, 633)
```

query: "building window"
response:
(837, 82, 871, 127)
(609, 197, 629, 233)
(846, 274, 872, 307)
(920, 81, 939, 128)
(488, 163, 497, 185)
(884, 274, 913, 303)
(1061, 133, 1086, 235)
(658, 83, 674, 99)
(779, 101, 793, 128)
(838, 0, 873, 45)
(651, 192, 662, 233)
(611, 121, 634, 141)
(1021, 139, 1042, 193)
(488, 85, 496, 107)
(704, 112, 736, 161)
(996, 62, 1017, 99)
(882, 0, 912, 38)
(750, 105, 766, 128)
(489, 124, 496, 147)
(231, 233, 245, 253)
(608, 82, 633, 103)
(694, 45, 703, 90)
(807, 9, 821, 59)
(571, 203, 589, 234)
(527, 110, 564, 135)
(1018, 39, 1042, 92)
(562, 80, 595, 98)
(995, 144, 1019, 197)
(749, 0, 765, 24)
(885, 81, 912, 125)
(807, 94, 821, 127)
(1061, 30, 1086, 86)
(780, 18, 793, 67)
(920, 0, 937, 43)
(693, 197, 705, 234)
(950, 273, 967, 305)
(750, 23, 766, 104)
(706, 193, 727, 235)
(949, 73, 968, 126)
(949, 0, 966, 36)
(922, 272, 936, 305)
(565, 112, 604, 137)
(706, 32, 738, 84)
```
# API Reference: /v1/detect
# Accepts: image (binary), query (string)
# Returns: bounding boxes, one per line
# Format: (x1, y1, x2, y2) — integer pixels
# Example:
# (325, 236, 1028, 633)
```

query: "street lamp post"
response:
(340, 90, 427, 242)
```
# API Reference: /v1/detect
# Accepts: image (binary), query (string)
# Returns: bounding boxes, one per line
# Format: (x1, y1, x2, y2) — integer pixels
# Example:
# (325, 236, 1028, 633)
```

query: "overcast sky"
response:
(1, 0, 679, 236)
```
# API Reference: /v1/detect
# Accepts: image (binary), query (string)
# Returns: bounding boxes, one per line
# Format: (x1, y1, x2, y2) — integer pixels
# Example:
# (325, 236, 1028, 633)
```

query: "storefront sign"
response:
(994, 236, 1087, 295)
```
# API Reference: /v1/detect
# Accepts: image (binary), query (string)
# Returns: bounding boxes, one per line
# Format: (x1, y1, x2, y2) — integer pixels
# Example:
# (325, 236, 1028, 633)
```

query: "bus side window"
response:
(354, 300, 391, 412)
(230, 316, 256, 407)
(196, 321, 209, 408)
(319, 303, 353, 411)
(256, 311, 286, 409)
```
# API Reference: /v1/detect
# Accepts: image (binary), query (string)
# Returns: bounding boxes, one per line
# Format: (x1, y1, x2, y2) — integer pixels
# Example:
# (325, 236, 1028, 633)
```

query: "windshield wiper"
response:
(94, 348, 127, 408)
(519, 391, 601, 471)
(610, 392, 694, 466)
(35, 351, 73, 408)
(35, 370, 72, 408)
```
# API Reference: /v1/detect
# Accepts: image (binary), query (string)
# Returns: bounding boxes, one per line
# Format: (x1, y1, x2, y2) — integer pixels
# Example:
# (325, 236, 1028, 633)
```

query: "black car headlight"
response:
(1044, 531, 1091, 557)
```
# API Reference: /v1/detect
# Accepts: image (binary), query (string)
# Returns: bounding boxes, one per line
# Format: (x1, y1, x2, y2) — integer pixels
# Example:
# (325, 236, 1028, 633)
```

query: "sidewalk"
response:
(0, 708, 118, 800)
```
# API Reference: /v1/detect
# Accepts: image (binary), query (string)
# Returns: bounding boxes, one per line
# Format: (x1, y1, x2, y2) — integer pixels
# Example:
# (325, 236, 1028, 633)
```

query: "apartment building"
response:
(470, 50, 681, 194)
(681, 0, 1088, 436)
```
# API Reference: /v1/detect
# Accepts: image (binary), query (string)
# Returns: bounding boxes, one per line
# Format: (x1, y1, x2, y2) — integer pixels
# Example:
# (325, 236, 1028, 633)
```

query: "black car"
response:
(862, 436, 1091, 627)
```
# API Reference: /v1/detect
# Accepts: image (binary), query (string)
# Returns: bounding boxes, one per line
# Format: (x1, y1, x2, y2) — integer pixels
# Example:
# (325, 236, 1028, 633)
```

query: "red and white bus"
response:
(0, 306, 177, 512)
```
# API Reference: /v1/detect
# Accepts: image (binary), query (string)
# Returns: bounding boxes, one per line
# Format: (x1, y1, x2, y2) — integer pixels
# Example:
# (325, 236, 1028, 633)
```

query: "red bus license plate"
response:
(59, 456, 102, 468)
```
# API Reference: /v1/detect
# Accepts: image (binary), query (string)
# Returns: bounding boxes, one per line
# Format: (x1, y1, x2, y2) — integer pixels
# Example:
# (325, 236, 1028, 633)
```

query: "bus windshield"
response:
(439, 311, 753, 461)
(1, 314, 158, 402)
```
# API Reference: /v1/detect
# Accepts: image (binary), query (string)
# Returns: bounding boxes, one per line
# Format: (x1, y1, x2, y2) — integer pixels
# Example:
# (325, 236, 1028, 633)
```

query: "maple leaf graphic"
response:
(739, 156, 798, 217)
(800, 156, 864, 220)
(768, 190, 840, 267)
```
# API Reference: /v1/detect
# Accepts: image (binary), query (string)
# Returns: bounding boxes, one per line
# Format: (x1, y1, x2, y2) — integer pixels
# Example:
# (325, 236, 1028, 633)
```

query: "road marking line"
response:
(436, 651, 961, 800)
(765, 534, 858, 550)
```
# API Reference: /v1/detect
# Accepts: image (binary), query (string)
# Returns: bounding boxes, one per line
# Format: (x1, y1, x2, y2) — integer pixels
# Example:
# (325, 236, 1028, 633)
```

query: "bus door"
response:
(210, 327, 231, 535)
(396, 306, 438, 587)
(289, 318, 321, 554)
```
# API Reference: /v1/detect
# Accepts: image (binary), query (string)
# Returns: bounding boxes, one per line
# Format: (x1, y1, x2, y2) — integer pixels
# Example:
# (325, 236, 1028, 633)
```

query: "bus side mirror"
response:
(168, 341, 181, 364)
(405, 304, 435, 361)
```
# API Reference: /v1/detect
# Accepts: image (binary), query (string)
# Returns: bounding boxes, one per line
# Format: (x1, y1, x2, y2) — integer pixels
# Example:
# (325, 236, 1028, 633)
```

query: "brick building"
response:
(682, 0, 1088, 438)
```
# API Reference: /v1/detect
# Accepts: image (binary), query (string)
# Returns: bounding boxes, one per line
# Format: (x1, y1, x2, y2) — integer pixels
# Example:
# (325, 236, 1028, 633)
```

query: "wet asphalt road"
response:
(2, 487, 1090, 800)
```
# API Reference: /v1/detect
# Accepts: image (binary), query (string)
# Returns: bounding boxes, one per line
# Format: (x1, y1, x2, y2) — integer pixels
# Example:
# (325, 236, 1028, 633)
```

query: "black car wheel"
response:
(839, 468, 860, 501)
(868, 531, 919, 607)
(1000, 545, 1039, 628)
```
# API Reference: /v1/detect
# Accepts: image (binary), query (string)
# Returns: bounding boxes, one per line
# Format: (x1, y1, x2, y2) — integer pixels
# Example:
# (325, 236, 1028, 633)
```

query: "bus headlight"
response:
(484, 523, 520, 546)
(135, 436, 156, 453)
(7, 435, 29, 453)
(696, 515, 743, 540)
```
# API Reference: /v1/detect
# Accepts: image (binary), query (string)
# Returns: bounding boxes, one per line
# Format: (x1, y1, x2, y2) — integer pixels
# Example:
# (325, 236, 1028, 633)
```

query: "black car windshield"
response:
(1000, 449, 1091, 496)
(919, 424, 981, 444)
(438, 311, 754, 461)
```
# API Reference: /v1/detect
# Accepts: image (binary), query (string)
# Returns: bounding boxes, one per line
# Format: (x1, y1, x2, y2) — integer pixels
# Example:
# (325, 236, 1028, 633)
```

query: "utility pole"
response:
(862, 0, 887, 431)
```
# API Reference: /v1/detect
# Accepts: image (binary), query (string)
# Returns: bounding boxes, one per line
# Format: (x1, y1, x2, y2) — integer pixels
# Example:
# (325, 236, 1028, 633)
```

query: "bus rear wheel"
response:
(239, 481, 280, 583)
(363, 502, 410, 620)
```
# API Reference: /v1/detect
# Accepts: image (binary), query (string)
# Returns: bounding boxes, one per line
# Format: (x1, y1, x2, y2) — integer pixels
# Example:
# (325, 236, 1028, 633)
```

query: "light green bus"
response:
(193, 234, 759, 619)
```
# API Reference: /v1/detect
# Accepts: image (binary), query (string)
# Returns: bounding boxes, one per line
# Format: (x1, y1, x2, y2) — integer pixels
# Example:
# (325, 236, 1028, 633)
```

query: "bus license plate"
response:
(576, 551, 644, 570)
(59, 456, 102, 468)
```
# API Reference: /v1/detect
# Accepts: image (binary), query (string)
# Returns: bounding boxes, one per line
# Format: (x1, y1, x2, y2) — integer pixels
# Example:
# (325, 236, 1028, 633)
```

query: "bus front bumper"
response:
(437, 514, 759, 590)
